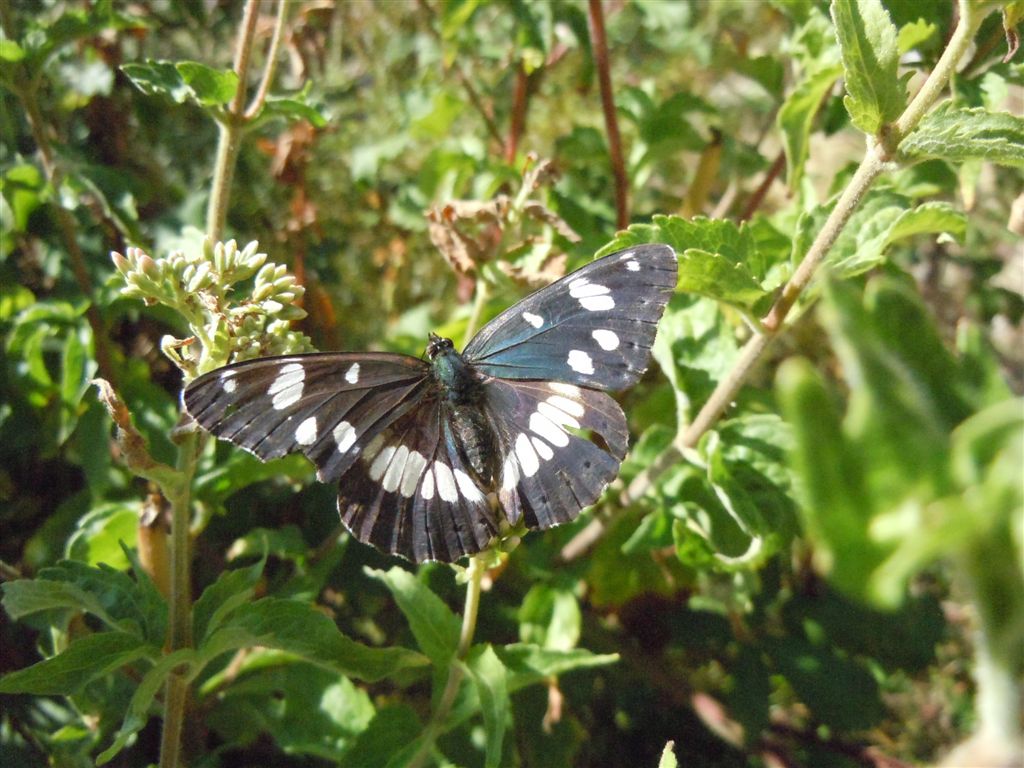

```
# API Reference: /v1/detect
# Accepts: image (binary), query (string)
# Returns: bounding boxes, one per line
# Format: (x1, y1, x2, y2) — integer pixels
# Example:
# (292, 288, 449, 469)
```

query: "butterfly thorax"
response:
(426, 333, 501, 487)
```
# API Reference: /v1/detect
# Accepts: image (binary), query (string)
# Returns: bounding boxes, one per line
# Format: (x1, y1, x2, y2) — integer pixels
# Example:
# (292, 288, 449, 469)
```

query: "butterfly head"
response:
(426, 333, 455, 360)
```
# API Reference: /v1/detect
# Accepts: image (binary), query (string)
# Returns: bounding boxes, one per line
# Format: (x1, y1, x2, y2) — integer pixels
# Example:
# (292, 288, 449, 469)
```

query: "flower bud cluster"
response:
(111, 238, 313, 375)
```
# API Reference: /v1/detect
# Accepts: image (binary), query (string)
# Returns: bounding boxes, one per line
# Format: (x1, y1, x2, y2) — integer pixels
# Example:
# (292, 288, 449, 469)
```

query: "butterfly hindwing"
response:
(183, 353, 431, 484)
(483, 378, 629, 531)
(336, 401, 500, 563)
(463, 244, 677, 391)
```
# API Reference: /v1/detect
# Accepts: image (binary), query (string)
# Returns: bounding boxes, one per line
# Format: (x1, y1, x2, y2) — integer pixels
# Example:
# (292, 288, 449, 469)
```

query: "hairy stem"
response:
(408, 556, 485, 768)
(206, 0, 261, 241)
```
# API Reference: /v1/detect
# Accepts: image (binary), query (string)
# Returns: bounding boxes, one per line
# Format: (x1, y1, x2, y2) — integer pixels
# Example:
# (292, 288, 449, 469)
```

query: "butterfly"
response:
(183, 244, 677, 563)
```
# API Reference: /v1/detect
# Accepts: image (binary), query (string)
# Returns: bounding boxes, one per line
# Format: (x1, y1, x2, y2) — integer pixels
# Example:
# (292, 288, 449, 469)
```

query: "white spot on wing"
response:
(433, 461, 458, 502)
(381, 445, 409, 493)
(369, 445, 396, 482)
(333, 421, 358, 453)
(522, 311, 544, 328)
(569, 282, 611, 298)
(579, 295, 615, 312)
(592, 329, 620, 350)
(538, 400, 581, 430)
(501, 453, 520, 491)
(345, 363, 360, 384)
(268, 363, 305, 410)
(514, 433, 540, 478)
(420, 466, 435, 500)
(222, 377, 237, 393)
(295, 416, 318, 445)
(531, 436, 554, 460)
(547, 394, 585, 419)
(567, 349, 594, 375)
(549, 382, 581, 397)
(530, 411, 569, 447)
(626, 259, 640, 271)
(399, 450, 428, 498)
(454, 468, 484, 502)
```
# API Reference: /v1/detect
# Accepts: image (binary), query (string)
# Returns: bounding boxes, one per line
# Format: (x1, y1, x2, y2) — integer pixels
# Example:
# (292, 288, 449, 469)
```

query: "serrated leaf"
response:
(677, 249, 770, 312)
(831, 0, 906, 134)
(2, 560, 166, 642)
(203, 597, 428, 682)
(366, 567, 460, 664)
(465, 645, 509, 768)
(899, 104, 1024, 168)
(778, 63, 843, 189)
(0, 631, 156, 695)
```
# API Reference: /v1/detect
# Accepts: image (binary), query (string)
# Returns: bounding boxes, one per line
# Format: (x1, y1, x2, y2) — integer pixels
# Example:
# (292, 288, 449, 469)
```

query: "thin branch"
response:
(588, 0, 629, 229)
(206, 0, 262, 242)
(244, 0, 289, 120)
(738, 150, 785, 222)
(562, 0, 992, 559)
(407, 556, 485, 768)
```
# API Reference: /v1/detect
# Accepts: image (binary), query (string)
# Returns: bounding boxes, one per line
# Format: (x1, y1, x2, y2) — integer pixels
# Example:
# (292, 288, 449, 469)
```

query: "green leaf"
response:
(337, 704, 422, 768)
(896, 19, 937, 54)
(0, 631, 155, 695)
(202, 597, 428, 682)
(258, 96, 327, 127)
(465, 645, 510, 768)
(899, 104, 1024, 168)
(831, 0, 906, 134)
(0, 38, 25, 61)
(676, 249, 770, 312)
(495, 643, 618, 691)
(776, 358, 883, 598)
(97, 648, 193, 764)
(366, 567, 460, 664)
(658, 742, 679, 768)
(2, 560, 166, 642)
(64, 502, 138, 568)
(517, 585, 581, 651)
(191, 557, 265, 643)
(199, 659, 375, 763)
(778, 63, 843, 188)
(120, 59, 237, 108)
(174, 61, 239, 106)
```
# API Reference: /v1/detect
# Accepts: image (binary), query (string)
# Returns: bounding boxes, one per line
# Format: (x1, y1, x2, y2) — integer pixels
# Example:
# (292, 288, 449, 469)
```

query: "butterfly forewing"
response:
(336, 401, 500, 562)
(483, 378, 629, 531)
(463, 244, 677, 391)
(183, 353, 431, 484)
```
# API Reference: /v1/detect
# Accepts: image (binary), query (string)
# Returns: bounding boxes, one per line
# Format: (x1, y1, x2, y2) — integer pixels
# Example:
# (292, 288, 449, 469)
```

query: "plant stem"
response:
(206, 0, 261, 242)
(564, 0, 993, 555)
(244, 0, 289, 120)
(587, 0, 629, 230)
(158, 431, 199, 768)
(408, 556, 485, 768)
(463, 277, 490, 346)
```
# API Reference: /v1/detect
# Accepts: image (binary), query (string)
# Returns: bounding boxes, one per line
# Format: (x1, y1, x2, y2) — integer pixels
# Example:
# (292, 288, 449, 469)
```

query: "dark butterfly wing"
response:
(335, 401, 500, 563)
(183, 353, 431, 484)
(463, 244, 677, 391)
(482, 378, 629, 530)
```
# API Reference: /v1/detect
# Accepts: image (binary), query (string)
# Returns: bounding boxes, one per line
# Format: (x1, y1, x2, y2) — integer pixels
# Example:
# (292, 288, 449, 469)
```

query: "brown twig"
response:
(587, 0, 629, 229)
(506, 63, 531, 164)
(738, 150, 786, 222)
